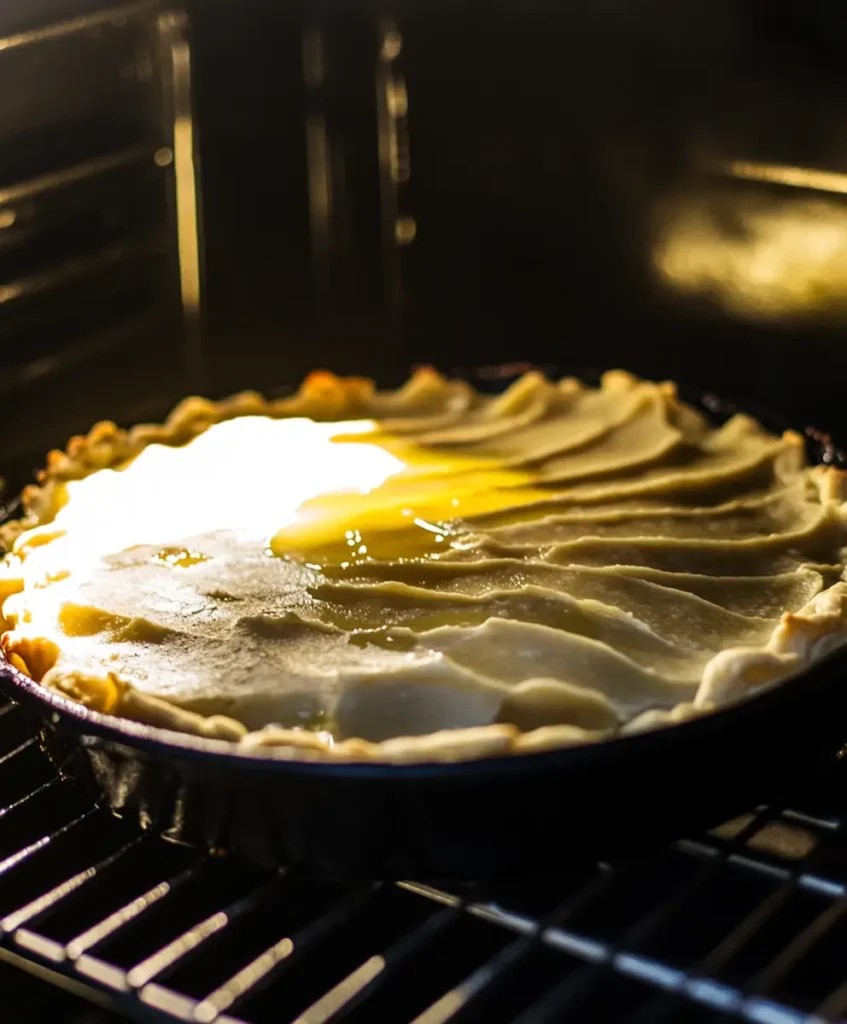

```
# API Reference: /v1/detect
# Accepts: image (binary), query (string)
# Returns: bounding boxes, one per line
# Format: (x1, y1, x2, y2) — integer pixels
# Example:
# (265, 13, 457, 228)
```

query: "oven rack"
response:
(0, 2, 177, 336)
(0, 0, 202, 460)
(0, 698, 846, 1023)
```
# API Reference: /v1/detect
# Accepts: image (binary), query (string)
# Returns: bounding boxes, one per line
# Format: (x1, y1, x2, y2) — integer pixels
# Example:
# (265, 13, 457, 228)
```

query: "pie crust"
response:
(1, 368, 846, 763)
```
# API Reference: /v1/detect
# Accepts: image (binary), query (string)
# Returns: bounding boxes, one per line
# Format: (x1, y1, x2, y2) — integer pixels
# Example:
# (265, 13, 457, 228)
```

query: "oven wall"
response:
(379, 0, 847, 428)
(0, 0, 190, 475)
(192, 0, 847, 433)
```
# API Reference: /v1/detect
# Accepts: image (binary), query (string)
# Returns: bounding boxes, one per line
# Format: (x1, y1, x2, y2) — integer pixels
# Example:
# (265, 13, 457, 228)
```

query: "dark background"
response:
(2, 0, 847, 471)
(190, 0, 847, 421)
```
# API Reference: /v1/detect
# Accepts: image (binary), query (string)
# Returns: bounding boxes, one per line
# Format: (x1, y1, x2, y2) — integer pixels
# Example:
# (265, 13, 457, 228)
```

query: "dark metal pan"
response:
(1, 369, 845, 881)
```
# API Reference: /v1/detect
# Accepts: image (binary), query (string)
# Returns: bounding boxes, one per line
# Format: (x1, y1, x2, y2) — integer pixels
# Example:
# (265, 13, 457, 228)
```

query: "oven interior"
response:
(3, 0, 847, 1021)
(2, 694, 847, 1022)
(4, 0, 847, 459)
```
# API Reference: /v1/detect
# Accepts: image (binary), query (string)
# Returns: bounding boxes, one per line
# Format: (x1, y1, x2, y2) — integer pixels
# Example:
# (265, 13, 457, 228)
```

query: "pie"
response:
(1, 368, 846, 762)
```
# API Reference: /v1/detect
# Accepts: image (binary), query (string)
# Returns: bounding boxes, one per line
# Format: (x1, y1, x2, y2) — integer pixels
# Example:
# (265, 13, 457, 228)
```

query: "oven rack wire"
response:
(0, 698, 845, 1022)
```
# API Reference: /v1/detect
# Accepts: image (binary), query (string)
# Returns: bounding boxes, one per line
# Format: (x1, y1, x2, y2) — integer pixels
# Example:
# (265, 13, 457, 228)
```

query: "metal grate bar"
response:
(129, 911, 228, 989)
(400, 881, 549, 941)
(410, 932, 541, 1024)
(778, 809, 840, 833)
(0, 807, 97, 880)
(130, 874, 288, 991)
(0, 943, 122, 1017)
(0, 309, 173, 398)
(311, 901, 466, 1022)
(634, 810, 847, 1019)
(685, 831, 847, 991)
(745, 896, 847, 997)
(189, 885, 380, 1023)
(0, 241, 160, 307)
(0, 144, 156, 209)
(611, 769, 834, 963)
(0, 0, 159, 53)
(184, 935, 292, 1022)
(0, 698, 843, 1022)
(604, 808, 787, 958)
(284, 956, 387, 1024)
(510, 773, 839, 1022)
(4, 834, 146, 936)
(0, 736, 37, 767)
(68, 860, 207, 963)
(814, 979, 847, 1021)
(0, 776, 60, 820)
(513, 956, 608, 1023)
(679, 836, 847, 900)
(707, 159, 847, 197)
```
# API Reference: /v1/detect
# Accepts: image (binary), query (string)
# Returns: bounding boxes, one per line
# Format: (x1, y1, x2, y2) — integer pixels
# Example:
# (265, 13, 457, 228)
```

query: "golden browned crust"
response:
(0, 369, 457, 552)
